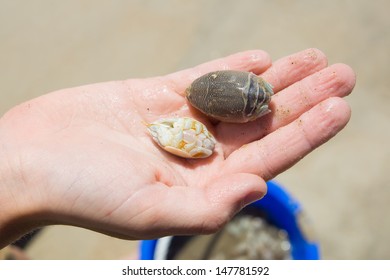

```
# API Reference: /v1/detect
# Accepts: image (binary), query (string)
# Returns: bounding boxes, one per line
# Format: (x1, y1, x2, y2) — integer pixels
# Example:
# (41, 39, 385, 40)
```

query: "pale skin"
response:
(0, 49, 355, 249)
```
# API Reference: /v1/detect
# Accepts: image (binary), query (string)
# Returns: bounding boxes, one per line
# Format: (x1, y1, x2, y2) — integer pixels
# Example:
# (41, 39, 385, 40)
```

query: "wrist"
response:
(0, 115, 47, 248)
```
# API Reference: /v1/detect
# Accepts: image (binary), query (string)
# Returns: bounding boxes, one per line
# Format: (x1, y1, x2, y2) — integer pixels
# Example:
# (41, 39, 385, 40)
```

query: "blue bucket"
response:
(140, 180, 320, 260)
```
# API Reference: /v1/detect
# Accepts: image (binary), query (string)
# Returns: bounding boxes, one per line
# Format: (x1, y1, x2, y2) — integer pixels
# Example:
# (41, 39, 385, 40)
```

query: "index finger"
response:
(222, 97, 351, 181)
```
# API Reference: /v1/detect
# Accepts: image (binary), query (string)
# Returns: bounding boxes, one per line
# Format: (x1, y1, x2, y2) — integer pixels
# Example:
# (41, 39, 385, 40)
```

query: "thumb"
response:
(146, 173, 267, 237)
(206, 172, 267, 222)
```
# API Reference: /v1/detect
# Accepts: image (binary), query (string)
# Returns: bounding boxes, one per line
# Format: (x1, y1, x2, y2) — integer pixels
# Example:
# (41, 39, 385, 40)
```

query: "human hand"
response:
(0, 49, 355, 247)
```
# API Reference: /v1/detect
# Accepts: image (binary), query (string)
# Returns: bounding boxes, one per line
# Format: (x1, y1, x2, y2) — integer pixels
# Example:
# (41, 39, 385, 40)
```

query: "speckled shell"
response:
(146, 117, 216, 158)
(186, 70, 274, 123)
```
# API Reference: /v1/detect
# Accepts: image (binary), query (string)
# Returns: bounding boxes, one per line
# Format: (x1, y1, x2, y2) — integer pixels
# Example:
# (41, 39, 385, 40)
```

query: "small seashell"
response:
(186, 70, 274, 123)
(146, 117, 216, 158)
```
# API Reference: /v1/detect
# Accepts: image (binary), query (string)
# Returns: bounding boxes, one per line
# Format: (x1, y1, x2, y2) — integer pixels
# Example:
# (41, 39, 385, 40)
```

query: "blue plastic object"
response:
(140, 180, 320, 260)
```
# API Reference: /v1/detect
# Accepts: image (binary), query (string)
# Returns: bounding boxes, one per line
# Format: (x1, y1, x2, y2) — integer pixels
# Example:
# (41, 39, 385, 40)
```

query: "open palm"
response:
(0, 49, 355, 242)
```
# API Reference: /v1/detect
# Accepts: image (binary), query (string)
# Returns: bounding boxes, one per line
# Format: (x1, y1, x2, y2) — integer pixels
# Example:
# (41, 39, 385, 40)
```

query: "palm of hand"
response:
(1, 49, 354, 239)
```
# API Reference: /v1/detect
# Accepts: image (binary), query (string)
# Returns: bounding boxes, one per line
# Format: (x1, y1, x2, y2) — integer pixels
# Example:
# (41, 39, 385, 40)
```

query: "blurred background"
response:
(0, 0, 389, 259)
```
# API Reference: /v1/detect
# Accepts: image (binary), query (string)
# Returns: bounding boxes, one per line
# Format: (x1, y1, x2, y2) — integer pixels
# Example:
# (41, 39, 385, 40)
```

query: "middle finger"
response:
(216, 62, 355, 156)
